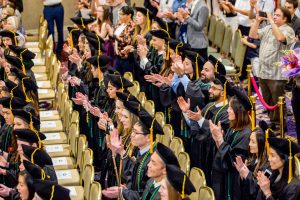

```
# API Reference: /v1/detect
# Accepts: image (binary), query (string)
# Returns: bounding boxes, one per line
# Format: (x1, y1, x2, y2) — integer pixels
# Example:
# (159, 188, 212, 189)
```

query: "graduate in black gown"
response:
(255, 137, 300, 200)
(234, 120, 275, 200)
(21, 144, 57, 183)
(34, 179, 70, 200)
(182, 75, 231, 186)
(121, 143, 180, 200)
(7, 45, 37, 84)
(134, 29, 166, 112)
(103, 107, 164, 199)
(210, 87, 252, 200)
(159, 164, 196, 200)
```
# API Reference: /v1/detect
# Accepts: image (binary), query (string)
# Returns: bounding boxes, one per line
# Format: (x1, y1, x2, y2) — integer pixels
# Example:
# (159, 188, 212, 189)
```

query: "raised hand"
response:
(90, 106, 102, 118)
(234, 156, 249, 179)
(209, 120, 224, 146)
(110, 129, 124, 155)
(177, 97, 190, 113)
(257, 171, 272, 197)
(187, 106, 202, 121)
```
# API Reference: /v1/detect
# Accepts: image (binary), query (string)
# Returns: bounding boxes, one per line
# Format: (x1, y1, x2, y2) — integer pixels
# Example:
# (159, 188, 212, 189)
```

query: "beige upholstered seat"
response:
(89, 181, 102, 200)
(189, 167, 206, 200)
(178, 152, 191, 175)
(169, 137, 184, 157)
(56, 169, 80, 186)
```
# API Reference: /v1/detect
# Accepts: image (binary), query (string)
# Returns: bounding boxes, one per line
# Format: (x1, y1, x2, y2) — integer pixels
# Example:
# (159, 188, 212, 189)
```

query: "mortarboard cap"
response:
(116, 92, 139, 103)
(8, 45, 36, 61)
(22, 144, 53, 167)
(168, 38, 190, 55)
(67, 27, 81, 49)
(0, 29, 19, 45)
(23, 160, 51, 180)
(106, 74, 134, 90)
(0, 96, 27, 109)
(15, 128, 46, 144)
(34, 180, 70, 200)
(184, 50, 206, 80)
(268, 137, 300, 183)
(231, 87, 253, 112)
(166, 164, 196, 197)
(123, 100, 144, 116)
(136, 7, 152, 30)
(70, 11, 96, 29)
(5, 54, 26, 73)
(155, 143, 180, 167)
(208, 55, 226, 76)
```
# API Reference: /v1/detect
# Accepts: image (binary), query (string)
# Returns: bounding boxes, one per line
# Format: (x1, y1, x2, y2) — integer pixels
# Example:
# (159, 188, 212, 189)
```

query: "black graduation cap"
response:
(67, 27, 81, 48)
(138, 109, 163, 135)
(166, 164, 196, 197)
(184, 50, 206, 80)
(5, 54, 26, 73)
(116, 92, 139, 103)
(15, 128, 46, 144)
(86, 55, 111, 70)
(0, 29, 19, 45)
(10, 67, 38, 92)
(82, 29, 106, 54)
(34, 180, 70, 200)
(154, 17, 168, 31)
(8, 45, 36, 60)
(4, 79, 30, 101)
(231, 87, 253, 112)
(168, 38, 190, 55)
(268, 137, 300, 183)
(208, 55, 226, 76)
(0, 96, 27, 109)
(106, 74, 134, 90)
(150, 29, 169, 40)
(155, 143, 180, 167)
(23, 160, 51, 180)
(12, 109, 39, 127)
(123, 100, 144, 116)
(22, 144, 53, 167)
(135, 7, 152, 29)
(214, 74, 234, 98)
(70, 12, 96, 29)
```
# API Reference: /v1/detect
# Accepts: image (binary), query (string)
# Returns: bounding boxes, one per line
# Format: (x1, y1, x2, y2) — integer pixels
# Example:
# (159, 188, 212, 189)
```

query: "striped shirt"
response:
(258, 24, 295, 80)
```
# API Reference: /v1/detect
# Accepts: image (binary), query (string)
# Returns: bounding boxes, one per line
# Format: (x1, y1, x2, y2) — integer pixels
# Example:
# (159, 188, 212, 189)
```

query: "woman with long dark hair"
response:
(255, 138, 300, 199)
(210, 87, 252, 200)
(234, 121, 274, 200)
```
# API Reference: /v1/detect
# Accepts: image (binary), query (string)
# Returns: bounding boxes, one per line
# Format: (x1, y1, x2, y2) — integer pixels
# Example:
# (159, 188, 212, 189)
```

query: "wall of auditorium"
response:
(23, 0, 77, 31)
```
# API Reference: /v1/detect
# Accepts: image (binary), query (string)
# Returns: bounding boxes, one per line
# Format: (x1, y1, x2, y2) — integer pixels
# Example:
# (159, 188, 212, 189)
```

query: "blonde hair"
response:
(165, 178, 182, 200)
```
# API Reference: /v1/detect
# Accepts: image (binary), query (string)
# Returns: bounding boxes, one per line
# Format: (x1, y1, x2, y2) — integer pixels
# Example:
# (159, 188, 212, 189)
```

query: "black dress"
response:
(189, 102, 230, 186)
(212, 127, 251, 200)
(256, 174, 300, 200)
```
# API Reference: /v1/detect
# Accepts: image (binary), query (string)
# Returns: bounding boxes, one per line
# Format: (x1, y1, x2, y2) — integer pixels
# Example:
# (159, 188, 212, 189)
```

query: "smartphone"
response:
(264, 169, 272, 178)
(259, 11, 267, 18)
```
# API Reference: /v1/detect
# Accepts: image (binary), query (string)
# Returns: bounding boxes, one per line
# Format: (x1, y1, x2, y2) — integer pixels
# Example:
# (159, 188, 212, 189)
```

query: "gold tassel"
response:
(223, 80, 228, 106)
(80, 17, 86, 29)
(21, 77, 32, 102)
(97, 55, 101, 86)
(181, 175, 186, 199)
(195, 53, 199, 79)
(86, 112, 89, 124)
(8, 30, 17, 45)
(265, 129, 270, 156)
(96, 34, 101, 56)
(41, 168, 46, 180)
(20, 49, 27, 62)
(288, 139, 293, 183)
(175, 42, 183, 56)
(150, 118, 155, 153)
(50, 185, 55, 200)
(146, 9, 151, 31)
(31, 148, 39, 164)
(165, 22, 168, 32)
(214, 59, 219, 73)
(161, 29, 170, 60)
(10, 84, 19, 110)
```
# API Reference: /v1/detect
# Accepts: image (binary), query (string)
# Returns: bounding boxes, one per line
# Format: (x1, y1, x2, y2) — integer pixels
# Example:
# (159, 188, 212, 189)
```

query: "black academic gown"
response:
(0, 124, 13, 152)
(256, 174, 300, 200)
(241, 161, 270, 200)
(123, 178, 161, 200)
(212, 127, 251, 200)
(123, 147, 151, 196)
(189, 102, 230, 186)
(134, 47, 164, 112)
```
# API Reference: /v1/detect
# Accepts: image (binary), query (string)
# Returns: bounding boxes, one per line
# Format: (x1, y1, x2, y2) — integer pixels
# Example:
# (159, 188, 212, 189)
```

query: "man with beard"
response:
(177, 75, 231, 186)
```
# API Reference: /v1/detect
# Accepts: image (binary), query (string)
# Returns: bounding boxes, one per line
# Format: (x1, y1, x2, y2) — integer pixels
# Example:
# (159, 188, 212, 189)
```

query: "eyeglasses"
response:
(132, 129, 144, 135)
